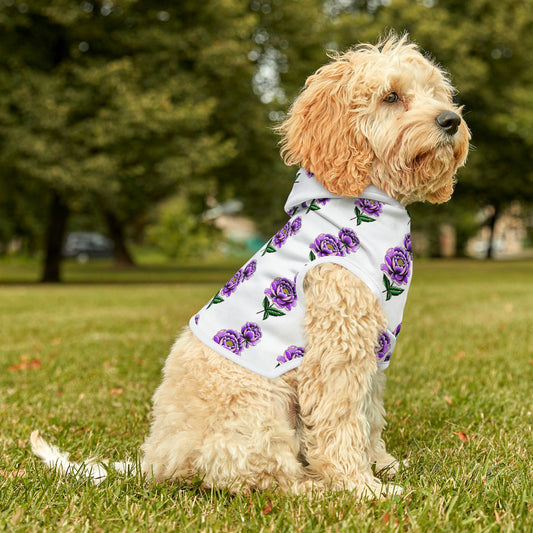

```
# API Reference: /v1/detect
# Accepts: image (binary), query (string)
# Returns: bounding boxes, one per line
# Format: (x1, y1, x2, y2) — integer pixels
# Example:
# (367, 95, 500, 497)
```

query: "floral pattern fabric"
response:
(213, 322, 263, 356)
(190, 168, 412, 378)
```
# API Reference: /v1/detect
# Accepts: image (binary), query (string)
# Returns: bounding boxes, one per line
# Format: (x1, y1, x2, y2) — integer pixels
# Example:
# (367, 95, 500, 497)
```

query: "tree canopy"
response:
(1, 0, 532, 278)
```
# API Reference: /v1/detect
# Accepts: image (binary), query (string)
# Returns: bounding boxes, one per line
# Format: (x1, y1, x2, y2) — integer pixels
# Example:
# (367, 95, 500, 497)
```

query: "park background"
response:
(1, 1, 532, 532)
(1, 0, 533, 280)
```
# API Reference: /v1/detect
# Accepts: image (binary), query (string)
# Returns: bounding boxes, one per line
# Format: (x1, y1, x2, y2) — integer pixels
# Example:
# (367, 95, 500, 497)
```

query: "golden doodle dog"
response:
(32, 35, 469, 498)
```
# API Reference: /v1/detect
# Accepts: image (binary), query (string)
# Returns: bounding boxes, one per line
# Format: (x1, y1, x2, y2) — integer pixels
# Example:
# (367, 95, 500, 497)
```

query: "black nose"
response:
(436, 111, 461, 136)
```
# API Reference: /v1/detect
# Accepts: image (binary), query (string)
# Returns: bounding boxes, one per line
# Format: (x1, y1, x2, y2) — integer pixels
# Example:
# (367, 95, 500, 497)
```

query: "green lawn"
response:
(1, 259, 532, 532)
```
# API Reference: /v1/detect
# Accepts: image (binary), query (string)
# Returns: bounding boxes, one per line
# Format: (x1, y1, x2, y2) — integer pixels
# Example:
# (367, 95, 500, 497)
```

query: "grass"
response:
(0, 258, 532, 532)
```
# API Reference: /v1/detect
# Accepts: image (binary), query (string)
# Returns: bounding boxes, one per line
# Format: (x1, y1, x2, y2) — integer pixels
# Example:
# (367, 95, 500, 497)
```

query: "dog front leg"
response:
(297, 263, 401, 497)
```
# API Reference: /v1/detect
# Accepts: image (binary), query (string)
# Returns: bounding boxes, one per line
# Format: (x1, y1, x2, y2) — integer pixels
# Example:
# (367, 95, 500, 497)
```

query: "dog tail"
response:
(30, 430, 136, 484)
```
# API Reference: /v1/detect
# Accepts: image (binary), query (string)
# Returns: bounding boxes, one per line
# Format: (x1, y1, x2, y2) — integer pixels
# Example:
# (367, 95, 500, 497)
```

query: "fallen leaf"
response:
(8, 358, 42, 372)
(444, 395, 453, 405)
(454, 350, 466, 360)
(455, 431, 468, 443)
(262, 500, 273, 515)
(109, 388, 124, 395)
(381, 511, 399, 526)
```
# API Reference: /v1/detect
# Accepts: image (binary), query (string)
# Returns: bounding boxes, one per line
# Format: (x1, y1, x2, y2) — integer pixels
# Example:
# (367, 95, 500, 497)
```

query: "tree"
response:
(198, 0, 330, 236)
(0, 1, 255, 280)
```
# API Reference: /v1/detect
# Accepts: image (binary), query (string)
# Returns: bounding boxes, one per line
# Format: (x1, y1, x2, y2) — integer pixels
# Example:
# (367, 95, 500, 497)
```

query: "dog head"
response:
(278, 35, 470, 204)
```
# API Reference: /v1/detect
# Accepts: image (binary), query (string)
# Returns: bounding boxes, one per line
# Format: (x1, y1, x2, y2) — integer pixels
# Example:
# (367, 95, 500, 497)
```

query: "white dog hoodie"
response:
(189, 169, 413, 379)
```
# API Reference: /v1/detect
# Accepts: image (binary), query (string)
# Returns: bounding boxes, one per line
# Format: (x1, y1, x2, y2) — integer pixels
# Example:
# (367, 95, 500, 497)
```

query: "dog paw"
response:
(381, 483, 403, 497)
(357, 480, 403, 499)
(375, 456, 409, 478)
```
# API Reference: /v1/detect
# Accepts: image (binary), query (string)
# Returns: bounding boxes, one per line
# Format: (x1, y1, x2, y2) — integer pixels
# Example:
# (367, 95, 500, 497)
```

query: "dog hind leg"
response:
(141, 330, 310, 493)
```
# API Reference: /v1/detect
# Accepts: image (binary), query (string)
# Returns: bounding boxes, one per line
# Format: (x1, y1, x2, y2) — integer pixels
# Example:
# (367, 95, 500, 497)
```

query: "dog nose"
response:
(436, 111, 461, 136)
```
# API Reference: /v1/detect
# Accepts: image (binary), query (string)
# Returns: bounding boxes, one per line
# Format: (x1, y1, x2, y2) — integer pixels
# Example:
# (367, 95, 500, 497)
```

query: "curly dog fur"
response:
(32, 35, 469, 498)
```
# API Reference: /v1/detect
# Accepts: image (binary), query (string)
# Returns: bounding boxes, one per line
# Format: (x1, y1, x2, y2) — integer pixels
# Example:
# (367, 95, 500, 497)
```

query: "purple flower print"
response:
(240, 322, 262, 348)
(338, 228, 360, 254)
(265, 277, 298, 311)
(263, 217, 301, 255)
(221, 269, 244, 297)
(355, 198, 383, 217)
(290, 217, 302, 235)
(214, 329, 243, 355)
(375, 331, 392, 360)
(273, 222, 291, 247)
(310, 233, 345, 257)
(304, 169, 315, 179)
(194, 314, 200, 325)
(404, 233, 412, 256)
(316, 198, 330, 206)
(381, 247, 411, 286)
(394, 323, 402, 337)
(243, 260, 257, 280)
(277, 345, 305, 365)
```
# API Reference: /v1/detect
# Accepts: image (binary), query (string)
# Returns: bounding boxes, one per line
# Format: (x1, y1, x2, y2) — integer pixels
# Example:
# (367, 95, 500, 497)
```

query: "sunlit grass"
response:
(1, 259, 532, 531)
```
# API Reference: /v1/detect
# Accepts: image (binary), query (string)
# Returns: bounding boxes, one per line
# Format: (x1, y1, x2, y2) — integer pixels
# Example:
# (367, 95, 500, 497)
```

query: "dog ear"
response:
(278, 58, 374, 197)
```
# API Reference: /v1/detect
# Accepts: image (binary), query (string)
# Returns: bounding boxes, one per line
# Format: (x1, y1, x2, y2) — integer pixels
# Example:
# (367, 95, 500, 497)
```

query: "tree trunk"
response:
(486, 206, 500, 259)
(41, 191, 69, 283)
(104, 210, 136, 267)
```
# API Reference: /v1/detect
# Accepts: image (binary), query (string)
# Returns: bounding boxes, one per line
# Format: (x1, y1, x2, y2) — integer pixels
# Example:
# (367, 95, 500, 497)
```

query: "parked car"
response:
(62, 232, 114, 263)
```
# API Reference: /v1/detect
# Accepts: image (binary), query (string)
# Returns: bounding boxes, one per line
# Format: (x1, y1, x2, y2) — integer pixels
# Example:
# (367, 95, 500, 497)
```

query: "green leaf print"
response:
(257, 296, 286, 320)
(382, 274, 404, 301)
(305, 200, 321, 213)
(207, 292, 224, 309)
(261, 239, 276, 256)
(352, 206, 376, 225)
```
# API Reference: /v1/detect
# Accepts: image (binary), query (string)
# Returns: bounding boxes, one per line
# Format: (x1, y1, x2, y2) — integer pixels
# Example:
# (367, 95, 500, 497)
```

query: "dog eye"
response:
(383, 92, 399, 104)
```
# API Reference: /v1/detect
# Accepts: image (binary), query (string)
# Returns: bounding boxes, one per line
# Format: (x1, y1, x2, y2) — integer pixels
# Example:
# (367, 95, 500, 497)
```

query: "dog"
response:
(31, 34, 470, 498)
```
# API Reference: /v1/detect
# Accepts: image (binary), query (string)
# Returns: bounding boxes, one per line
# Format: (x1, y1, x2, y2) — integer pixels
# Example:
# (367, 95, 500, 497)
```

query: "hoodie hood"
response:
(284, 168, 404, 215)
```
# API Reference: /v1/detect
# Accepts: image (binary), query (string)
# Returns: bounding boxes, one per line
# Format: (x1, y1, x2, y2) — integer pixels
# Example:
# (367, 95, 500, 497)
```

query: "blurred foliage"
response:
(0, 1, 250, 238)
(0, 0, 532, 268)
(146, 195, 221, 259)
